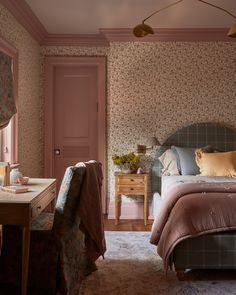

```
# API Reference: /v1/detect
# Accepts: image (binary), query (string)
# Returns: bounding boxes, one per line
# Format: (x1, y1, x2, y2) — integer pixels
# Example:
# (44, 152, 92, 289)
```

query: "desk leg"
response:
(144, 193, 148, 226)
(115, 193, 119, 225)
(0, 224, 2, 251)
(22, 226, 30, 295)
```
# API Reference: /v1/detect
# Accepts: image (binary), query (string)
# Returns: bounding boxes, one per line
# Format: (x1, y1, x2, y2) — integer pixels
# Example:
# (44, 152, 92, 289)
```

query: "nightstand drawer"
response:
(117, 176, 144, 185)
(117, 185, 144, 194)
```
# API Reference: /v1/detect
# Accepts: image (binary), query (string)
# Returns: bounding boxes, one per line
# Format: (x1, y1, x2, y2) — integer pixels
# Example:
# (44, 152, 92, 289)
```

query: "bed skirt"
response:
(172, 231, 236, 270)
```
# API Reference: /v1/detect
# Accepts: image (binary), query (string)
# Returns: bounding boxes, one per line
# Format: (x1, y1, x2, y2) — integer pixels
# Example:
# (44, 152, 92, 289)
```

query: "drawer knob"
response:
(130, 188, 134, 190)
(37, 205, 42, 210)
(130, 179, 134, 181)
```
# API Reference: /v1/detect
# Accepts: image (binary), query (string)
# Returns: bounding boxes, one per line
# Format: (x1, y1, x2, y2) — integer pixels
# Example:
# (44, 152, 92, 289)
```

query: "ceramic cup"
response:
(10, 168, 23, 184)
(18, 176, 29, 185)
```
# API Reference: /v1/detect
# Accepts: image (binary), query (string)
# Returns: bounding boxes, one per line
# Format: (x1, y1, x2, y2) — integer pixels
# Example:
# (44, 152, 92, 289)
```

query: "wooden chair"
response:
(0, 164, 103, 295)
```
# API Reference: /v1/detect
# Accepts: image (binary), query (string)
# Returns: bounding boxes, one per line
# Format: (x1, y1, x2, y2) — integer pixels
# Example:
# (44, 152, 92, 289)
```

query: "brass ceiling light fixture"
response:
(133, 0, 236, 38)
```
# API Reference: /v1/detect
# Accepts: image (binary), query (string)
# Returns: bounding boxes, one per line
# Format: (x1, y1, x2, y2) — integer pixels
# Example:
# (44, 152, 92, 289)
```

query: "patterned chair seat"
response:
(31, 212, 54, 231)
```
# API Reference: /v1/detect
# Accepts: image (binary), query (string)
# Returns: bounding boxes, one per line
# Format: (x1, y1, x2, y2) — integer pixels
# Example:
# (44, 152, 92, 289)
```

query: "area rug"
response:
(80, 231, 236, 295)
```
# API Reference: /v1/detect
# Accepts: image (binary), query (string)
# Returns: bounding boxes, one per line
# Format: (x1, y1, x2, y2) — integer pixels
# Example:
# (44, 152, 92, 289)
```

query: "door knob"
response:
(54, 149, 60, 155)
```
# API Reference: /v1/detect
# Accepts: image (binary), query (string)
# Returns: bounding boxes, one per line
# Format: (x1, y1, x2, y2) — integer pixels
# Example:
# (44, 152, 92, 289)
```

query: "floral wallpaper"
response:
(0, 3, 42, 177)
(41, 42, 236, 211)
(2, 3, 235, 217)
(0, 5, 236, 213)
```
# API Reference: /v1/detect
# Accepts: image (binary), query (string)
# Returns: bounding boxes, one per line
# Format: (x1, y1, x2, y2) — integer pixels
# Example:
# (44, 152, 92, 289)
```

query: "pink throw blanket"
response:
(150, 182, 236, 269)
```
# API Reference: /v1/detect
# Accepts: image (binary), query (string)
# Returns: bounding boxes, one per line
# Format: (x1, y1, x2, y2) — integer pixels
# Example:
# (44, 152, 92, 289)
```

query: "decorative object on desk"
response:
(112, 152, 141, 174)
(0, 162, 10, 186)
(137, 137, 160, 154)
(10, 167, 23, 184)
(133, 0, 236, 38)
(137, 167, 144, 174)
(18, 176, 29, 185)
(2, 185, 29, 193)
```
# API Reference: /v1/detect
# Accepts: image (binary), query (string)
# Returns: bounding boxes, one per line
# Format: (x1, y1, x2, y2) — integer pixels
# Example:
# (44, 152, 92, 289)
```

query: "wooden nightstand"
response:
(115, 173, 149, 225)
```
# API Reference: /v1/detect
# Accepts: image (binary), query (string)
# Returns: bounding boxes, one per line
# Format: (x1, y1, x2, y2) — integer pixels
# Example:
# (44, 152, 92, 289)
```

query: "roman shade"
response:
(0, 51, 16, 129)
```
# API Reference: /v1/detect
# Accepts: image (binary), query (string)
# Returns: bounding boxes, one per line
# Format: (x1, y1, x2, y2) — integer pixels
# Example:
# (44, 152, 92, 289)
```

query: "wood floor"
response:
(104, 217, 153, 231)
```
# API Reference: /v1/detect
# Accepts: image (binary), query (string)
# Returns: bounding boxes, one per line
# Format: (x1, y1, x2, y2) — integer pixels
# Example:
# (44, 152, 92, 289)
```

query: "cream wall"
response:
(0, 4, 43, 177)
(41, 42, 236, 206)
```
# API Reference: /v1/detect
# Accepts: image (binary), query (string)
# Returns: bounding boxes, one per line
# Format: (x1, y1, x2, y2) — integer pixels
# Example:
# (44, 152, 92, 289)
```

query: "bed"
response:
(150, 122, 236, 272)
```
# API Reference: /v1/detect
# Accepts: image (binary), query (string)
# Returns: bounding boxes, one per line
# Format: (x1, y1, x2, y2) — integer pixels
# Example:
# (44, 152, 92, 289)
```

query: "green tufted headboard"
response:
(151, 122, 236, 195)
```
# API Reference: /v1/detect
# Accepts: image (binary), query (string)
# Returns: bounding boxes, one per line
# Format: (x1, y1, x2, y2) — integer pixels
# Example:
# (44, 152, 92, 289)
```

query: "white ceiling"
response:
(25, 0, 236, 34)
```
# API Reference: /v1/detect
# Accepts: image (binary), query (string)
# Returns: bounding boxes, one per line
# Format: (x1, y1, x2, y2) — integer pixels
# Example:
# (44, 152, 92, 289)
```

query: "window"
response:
(0, 37, 18, 165)
(0, 119, 16, 163)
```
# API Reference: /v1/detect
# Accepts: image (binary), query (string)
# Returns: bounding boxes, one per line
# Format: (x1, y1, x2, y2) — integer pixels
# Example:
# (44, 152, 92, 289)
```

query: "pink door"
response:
(53, 65, 98, 186)
(45, 57, 106, 212)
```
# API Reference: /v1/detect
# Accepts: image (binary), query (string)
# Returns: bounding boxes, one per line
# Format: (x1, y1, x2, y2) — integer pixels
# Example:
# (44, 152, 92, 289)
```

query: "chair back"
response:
(53, 166, 86, 234)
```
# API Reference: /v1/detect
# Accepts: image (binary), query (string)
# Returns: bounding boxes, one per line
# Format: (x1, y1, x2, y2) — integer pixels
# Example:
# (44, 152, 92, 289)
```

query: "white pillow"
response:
(158, 149, 180, 175)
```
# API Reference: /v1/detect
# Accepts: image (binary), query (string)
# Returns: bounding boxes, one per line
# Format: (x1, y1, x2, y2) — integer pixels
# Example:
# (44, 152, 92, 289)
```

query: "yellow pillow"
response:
(195, 150, 236, 177)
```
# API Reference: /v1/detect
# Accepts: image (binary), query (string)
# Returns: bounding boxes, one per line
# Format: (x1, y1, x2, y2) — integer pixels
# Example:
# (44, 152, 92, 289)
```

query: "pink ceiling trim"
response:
(43, 34, 109, 47)
(0, 0, 47, 44)
(1, 0, 235, 45)
(100, 28, 236, 42)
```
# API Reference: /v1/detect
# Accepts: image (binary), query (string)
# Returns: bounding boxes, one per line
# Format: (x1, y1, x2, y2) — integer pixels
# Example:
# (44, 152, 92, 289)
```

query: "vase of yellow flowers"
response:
(112, 152, 140, 174)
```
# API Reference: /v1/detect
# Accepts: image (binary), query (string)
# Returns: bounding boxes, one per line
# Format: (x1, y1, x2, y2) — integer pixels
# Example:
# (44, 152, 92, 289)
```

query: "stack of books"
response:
(2, 185, 29, 194)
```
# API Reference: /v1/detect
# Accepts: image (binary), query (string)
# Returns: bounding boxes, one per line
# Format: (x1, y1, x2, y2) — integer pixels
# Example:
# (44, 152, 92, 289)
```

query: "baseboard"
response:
(108, 200, 154, 220)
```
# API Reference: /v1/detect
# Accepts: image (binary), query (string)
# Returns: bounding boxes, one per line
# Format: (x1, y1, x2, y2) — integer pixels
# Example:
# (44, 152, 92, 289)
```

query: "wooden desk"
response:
(115, 173, 149, 225)
(0, 178, 56, 295)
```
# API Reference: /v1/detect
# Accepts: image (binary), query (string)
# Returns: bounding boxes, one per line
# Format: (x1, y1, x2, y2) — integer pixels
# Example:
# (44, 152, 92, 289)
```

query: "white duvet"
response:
(161, 175, 236, 197)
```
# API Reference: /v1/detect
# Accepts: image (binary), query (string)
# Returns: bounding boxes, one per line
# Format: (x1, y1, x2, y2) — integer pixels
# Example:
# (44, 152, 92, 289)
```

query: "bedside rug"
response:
(80, 231, 236, 295)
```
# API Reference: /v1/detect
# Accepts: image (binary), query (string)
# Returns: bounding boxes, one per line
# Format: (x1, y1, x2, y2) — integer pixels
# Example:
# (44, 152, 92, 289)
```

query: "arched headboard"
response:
(151, 122, 236, 194)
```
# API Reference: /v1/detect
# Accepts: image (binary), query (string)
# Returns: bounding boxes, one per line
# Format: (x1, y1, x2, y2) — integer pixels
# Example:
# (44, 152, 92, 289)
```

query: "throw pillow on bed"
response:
(158, 149, 179, 175)
(170, 146, 181, 173)
(195, 150, 236, 177)
(171, 146, 200, 175)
